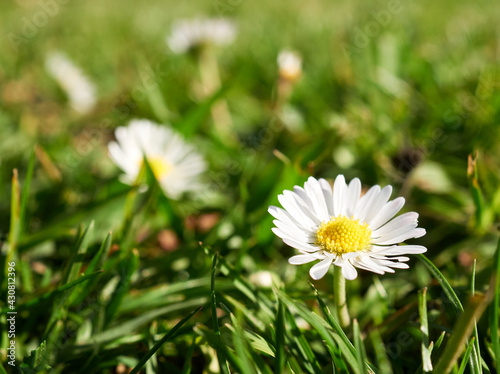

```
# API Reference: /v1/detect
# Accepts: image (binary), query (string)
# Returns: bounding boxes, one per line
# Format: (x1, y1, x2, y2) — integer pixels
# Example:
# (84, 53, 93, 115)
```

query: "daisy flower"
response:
(278, 50, 302, 82)
(249, 270, 275, 288)
(269, 175, 427, 280)
(45, 52, 97, 114)
(167, 17, 237, 54)
(108, 119, 206, 199)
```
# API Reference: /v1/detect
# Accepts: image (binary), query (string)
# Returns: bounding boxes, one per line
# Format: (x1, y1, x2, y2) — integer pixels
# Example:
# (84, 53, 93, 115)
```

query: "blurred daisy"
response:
(167, 17, 237, 54)
(278, 50, 302, 82)
(249, 270, 274, 288)
(108, 119, 206, 199)
(45, 52, 96, 114)
(269, 175, 426, 280)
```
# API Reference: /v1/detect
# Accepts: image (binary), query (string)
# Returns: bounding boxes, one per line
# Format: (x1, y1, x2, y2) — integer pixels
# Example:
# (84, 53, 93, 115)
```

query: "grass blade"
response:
(70, 232, 113, 305)
(419, 288, 433, 372)
(218, 302, 273, 372)
(129, 306, 202, 374)
(19, 340, 50, 370)
(434, 331, 446, 351)
(105, 249, 139, 325)
(194, 324, 243, 372)
(274, 299, 286, 373)
(2, 271, 102, 313)
(75, 298, 207, 348)
(489, 237, 500, 368)
(19, 148, 36, 236)
(146, 321, 159, 374)
(353, 319, 369, 374)
(210, 253, 230, 374)
(308, 282, 357, 357)
(137, 61, 171, 123)
(61, 222, 94, 285)
(276, 289, 360, 373)
(223, 310, 258, 374)
(2, 169, 20, 290)
(417, 254, 463, 314)
(369, 328, 392, 374)
(180, 335, 198, 374)
(175, 83, 231, 139)
(434, 294, 489, 374)
(142, 157, 183, 234)
(284, 308, 324, 374)
(470, 259, 483, 374)
(8, 169, 20, 254)
(419, 255, 485, 374)
(467, 152, 488, 231)
(458, 337, 476, 374)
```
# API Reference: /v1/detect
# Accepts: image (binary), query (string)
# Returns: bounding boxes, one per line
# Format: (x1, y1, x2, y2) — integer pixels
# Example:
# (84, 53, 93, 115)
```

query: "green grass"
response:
(1, 0, 500, 372)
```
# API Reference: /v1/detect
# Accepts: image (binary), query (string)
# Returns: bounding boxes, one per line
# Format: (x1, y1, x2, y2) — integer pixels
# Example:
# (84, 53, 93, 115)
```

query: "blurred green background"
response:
(1, 0, 499, 260)
(0, 0, 500, 372)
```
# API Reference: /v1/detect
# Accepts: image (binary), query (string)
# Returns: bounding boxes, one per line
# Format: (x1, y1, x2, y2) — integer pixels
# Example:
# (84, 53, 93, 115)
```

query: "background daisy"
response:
(108, 119, 206, 199)
(45, 52, 97, 114)
(167, 17, 237, 54)
(278, 50, 302, 82)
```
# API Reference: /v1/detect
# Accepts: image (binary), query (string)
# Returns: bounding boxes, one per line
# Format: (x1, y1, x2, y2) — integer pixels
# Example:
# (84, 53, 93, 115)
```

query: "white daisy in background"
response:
(167, 17, 237, 54)
(45, 52, 97, 114)
(249, 270, 275, 288)
(108, 119, 207, 199)
(269, 175, 427, 280)
(278, 50, 302, 82)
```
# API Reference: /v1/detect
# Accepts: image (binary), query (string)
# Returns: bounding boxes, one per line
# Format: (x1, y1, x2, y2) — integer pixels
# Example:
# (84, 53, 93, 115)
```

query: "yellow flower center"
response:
(146, 157, 172, 180)
(316, 216, 372, 254)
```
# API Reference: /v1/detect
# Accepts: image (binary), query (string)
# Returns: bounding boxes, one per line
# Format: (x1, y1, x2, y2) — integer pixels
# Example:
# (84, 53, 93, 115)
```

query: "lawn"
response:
(0, 0, 499, 373)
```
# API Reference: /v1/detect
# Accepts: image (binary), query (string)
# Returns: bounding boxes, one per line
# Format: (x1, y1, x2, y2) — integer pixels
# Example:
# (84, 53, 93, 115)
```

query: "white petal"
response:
(377, 260, 409, 269)
(339, 252, 361, 260)
(368, 197, 405, 230)
(334, 257, 358, 280)
(283, 238, 320, 253)
(277, 194, 317, 228)
(372, 212, 419, 237)
(369, 253, 410, 262)
(285, 190, 322, 225)
(341, 261, 358, 280)
(345, 178, 361, 217)
(271, 227, 312, 244)
(271, 227, 314, 243)
(373, 245, 427, 255)
(354, 185, 380, 221)
(108, 141, 138, 177)
(333, 175, 347, 217)
(360, 256, 395, 273)
(289, 254, 317, 265)
(268, 206, 315, 232)
(280, 191, 320, 226)
(318, 178, 334, 217)
(304, 177, 330, 221)
(292, 186, 324, 224)
(373, 228, 426, 245)
(363, 185, 393, 224)
(309, 257, 333, 280)
(273, 220, 312, 241)
(351, 257, 386, 274)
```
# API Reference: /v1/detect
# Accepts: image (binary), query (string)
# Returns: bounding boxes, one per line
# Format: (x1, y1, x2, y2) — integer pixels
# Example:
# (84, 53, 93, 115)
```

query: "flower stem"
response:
(334, 266, 351, 329)
(197, 46, 234, 141)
